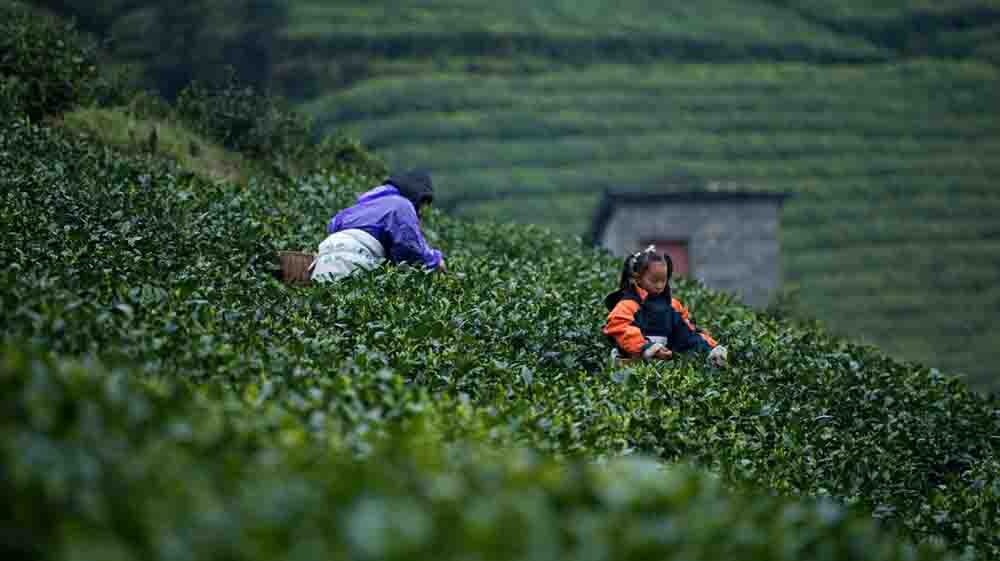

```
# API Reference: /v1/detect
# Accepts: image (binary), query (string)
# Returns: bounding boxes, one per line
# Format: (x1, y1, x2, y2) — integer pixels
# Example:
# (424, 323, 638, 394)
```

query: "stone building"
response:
(589, 187, 789, 308)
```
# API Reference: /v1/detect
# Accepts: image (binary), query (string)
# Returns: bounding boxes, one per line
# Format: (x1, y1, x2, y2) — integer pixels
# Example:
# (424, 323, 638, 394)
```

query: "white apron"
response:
(310, 229, 386, 283)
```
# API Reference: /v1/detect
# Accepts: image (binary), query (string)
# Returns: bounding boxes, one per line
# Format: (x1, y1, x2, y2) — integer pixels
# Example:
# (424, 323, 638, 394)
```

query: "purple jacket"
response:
(327, 185, 443, 269)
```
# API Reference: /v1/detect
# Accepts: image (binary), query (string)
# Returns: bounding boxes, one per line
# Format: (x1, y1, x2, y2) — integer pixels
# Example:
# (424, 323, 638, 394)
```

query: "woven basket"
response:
(278, 251, 316, 285)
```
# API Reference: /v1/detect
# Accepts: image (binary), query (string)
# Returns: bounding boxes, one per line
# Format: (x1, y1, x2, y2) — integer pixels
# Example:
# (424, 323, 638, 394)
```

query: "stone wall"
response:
(598, 200, 781, 307)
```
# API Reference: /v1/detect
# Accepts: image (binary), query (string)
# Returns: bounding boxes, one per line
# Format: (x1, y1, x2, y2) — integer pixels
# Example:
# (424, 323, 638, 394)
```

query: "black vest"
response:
(633, 292, 673, 337)
(605, 287, 674, 339)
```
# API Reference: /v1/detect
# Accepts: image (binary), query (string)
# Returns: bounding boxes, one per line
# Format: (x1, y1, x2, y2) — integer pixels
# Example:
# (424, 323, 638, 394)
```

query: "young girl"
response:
(603, 246, 728, 367)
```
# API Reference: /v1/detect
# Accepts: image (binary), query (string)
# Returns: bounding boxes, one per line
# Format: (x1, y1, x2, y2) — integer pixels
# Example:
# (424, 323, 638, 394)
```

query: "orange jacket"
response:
(603, 287, 718, 357)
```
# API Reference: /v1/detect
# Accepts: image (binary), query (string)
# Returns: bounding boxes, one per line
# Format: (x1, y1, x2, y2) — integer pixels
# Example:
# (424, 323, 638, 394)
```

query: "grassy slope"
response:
(60, 107, 252, 184)
(284, 1, 1000, 390)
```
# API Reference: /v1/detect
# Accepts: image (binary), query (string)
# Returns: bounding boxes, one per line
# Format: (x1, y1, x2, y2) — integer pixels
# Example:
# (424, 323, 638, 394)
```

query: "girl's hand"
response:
(655, 347, 673, 360)
(708, 345, 728, 368)
(642, 342, 664, 359)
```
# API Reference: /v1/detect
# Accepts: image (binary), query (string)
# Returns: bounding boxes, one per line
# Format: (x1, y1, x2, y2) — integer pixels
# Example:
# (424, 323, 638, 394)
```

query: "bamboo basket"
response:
(278, 251, 316, 285)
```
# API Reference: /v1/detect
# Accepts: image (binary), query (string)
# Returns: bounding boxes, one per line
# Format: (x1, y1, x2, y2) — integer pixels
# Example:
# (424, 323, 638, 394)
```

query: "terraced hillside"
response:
(282, 0, 884, 60)
(284, 2, 1000, 390)
(30, 0, 1000, 387)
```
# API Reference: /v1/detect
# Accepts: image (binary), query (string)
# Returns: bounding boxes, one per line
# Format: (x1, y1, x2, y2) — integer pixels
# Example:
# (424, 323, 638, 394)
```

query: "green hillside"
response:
(3, 95, 998, 561)
(2, 90, 997, 561)
(307, 59, 1000, 388)
(273, 2, 1000, 391)
(280, 0, 1000, 66)
(3, 7, 999, 558)
(282, 0, 883, 59)
(27, 2, 1000, 389)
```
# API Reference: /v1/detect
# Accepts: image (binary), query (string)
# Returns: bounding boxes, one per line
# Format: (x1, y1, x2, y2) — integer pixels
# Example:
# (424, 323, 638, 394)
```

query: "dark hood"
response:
(604, 290, 627, 312)
(386, 170, 434, 209)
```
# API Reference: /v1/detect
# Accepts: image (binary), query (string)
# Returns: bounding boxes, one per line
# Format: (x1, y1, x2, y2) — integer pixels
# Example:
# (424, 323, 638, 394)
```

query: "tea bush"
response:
(175, 71, 313, 160)
(2, 112, 998, 559)
(2, 347, 956, 561)
(174, 71, 386, 178)
(0, 2, 101, 119)
(31, 0, 288, 98)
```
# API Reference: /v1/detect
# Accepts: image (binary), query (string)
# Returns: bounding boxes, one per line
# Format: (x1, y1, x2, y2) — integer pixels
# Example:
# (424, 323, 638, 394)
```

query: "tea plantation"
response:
(3, 4, 1000, 560)
(3, 97, 1000, 561)
(308, 59, 1000, 389)
(273, 1, 1000, 390)
(27, 0, 1000, 391)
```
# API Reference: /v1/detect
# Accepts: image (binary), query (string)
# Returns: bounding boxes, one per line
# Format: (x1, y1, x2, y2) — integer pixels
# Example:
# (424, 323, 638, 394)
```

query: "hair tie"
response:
(634, 245, 656, 258)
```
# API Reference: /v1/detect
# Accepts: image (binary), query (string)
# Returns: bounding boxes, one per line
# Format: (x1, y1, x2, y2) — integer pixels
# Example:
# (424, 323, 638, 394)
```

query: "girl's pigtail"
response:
(618, 254, 635, 293)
